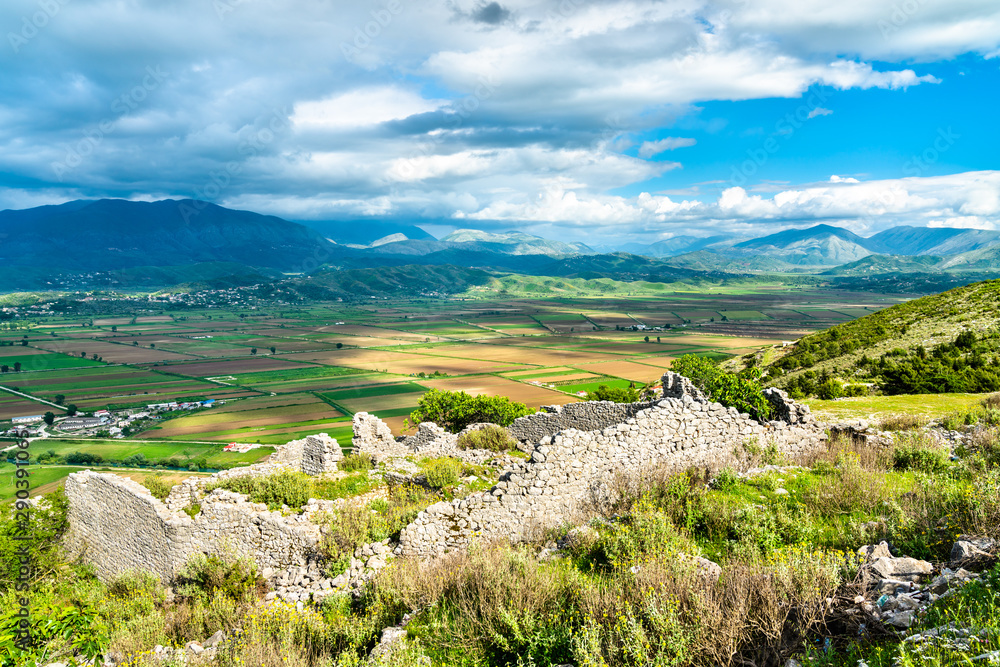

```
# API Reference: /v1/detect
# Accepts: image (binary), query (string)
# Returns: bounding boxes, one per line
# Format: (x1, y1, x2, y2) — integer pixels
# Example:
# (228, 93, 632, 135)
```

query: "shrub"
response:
(406, 388, 535, 432)
(142, 475, 172, 501)
(64, 451, 104, 466)
(671, 355, 772, 421)
(175, 552, 265, 603)
(892, 436, 950, 473)
(585, 384, 639, 403)
(815, 378, 842, 400)
(207, 470, 312, 510)
(339, 452, 374, 472)
(423, 457, 461, 489)
(712, 467, 739, 492)
(457, 425, 517, 452)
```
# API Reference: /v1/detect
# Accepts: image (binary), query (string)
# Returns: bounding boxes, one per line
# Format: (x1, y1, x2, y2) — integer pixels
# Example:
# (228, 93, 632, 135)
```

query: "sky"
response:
(0, 0, 998, 244)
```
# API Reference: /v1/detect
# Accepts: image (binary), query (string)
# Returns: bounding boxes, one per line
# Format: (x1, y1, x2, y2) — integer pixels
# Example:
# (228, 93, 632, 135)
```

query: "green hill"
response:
(749, 278, 1000, 397)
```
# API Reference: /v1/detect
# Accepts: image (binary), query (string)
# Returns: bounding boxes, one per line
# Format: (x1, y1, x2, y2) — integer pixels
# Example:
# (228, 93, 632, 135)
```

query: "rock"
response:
(971, 650, 1000, 663)
(858, 541, 893, 561)
(950, 540, 991, 566)
(784, 660, 802, 667)
(186, 641, 204, 655)
(870, 556, 934, 583)
(204, 630, 225, 648)
(877, 578, 915, 595)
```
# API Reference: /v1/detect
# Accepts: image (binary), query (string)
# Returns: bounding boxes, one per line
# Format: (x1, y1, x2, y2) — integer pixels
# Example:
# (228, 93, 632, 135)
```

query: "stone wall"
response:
(65, 470, 324, 584)
(352, 412, 409, 461)
(302, 433, 343, 476)
(398, 376, 825, 557)
(508, 400, 658, 444)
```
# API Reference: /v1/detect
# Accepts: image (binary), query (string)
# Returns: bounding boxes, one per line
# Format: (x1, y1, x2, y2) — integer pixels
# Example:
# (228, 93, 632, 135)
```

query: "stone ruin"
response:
(63, 371, 827, 604)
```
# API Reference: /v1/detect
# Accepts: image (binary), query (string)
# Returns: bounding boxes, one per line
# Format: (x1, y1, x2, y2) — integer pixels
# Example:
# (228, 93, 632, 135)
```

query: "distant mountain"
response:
(663, 250, 801, 273)
(0, 199, 345, 273)
(295, 264, 493, 299)
(866, 226, 1000, 256)
(823, 254, 947, 276)
(732, 224, 872, 266)
(296, 219, 434, 246)
(617, 234, 740, 257)
(439, 229, 594, 256)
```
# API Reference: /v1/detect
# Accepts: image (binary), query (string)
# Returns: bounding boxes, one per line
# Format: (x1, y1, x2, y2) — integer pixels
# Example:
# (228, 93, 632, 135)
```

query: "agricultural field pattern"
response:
(0, 286, 908, 492)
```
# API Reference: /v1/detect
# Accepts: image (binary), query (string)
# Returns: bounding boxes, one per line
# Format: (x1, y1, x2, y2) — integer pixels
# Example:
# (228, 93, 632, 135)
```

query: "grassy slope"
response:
(750, 278, 1000, 387)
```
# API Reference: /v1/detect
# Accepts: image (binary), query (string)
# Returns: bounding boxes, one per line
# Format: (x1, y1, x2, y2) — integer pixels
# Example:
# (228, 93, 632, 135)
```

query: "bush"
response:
(585, 384, 639, 403)
(457, 425, 518, 452)
(406, 389, 535, 432)
(142, 475, 172, 501)
(892, 436, 950, 474)
(175, 552, 265, 603)
(64, 451, 104, 466)
(207, 470, 312, 510)
(339, 452, 374, 472)
(423, 458, 461, 489)
(815, 378, 842, 400)
(671, 355, 772, 421)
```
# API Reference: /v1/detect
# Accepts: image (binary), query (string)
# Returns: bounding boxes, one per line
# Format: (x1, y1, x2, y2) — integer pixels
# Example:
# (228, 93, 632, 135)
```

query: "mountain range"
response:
(2, 198, 1000, 289)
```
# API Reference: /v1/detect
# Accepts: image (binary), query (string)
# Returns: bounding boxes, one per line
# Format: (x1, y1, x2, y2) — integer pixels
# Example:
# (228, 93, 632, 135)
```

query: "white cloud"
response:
(638, 137, 696, 158)
(291, 87, 444, 131)
(807, 107, 833, 119)
(829, 175, 859, 183)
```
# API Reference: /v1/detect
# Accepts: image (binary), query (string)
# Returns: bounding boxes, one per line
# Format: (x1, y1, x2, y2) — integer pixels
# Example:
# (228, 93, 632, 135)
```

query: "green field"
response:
(20, 438, 273, 467)
(804, 392, 988, 421)
(0, 352, 103, 371)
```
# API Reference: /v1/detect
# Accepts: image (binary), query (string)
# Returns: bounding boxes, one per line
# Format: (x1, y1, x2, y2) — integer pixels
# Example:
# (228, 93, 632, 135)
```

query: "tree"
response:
(269, 346, 276, 354)
(43, 412, 55, 426)
(133, 341, 139, 346)
(149, 343, 155, 349)
(66, 404, 78, 416)
(406, 389, 535, 433)
(336, 343, 343, 350)
(80, 351, 86, 357)
(54, 394, 65, 405)
(250, 347, 257, 355)
(670, 355, 772, 421)
(13, 362, 21, 372)
(644, 336, 650, 343)
(586, 384, 639, 403)
(20, 339, 28, 346)
(111, 326, 117, 332)
(0, 365, 7, 373)
(92, 353, 99, 361)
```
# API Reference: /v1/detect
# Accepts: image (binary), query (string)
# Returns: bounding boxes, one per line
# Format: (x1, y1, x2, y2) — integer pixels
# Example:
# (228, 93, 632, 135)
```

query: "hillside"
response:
(0, 199, 343, 273)
(751, 278, 1000, 396)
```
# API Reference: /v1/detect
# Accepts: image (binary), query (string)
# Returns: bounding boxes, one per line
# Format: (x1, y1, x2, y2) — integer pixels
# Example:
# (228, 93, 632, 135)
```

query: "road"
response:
(0, 384, 67, 410)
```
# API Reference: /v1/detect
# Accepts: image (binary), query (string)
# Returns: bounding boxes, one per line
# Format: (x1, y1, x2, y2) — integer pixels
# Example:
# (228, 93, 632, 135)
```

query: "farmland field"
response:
(1, 285, 912, 447)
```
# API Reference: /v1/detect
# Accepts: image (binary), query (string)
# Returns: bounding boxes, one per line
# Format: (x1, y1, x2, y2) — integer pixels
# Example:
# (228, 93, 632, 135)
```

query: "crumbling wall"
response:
(65, 470, 323, 584)
(508, 400, 658, 443)
(398, 375, 825, 557)
(352, 412, 409, 461)
(301, 433, 343, 476)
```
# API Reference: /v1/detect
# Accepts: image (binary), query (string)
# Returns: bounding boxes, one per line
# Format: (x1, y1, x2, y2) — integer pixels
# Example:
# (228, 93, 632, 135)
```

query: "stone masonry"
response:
(396, 372, 825, 556)
(63, 371, 826, 598)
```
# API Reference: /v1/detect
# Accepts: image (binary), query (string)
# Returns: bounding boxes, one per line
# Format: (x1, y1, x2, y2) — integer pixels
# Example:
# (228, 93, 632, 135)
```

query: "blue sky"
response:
(0, 0, 998, 243)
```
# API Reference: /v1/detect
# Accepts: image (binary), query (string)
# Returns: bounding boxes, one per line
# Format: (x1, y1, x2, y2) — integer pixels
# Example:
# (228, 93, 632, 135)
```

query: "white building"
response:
(12, 415, 43, 424)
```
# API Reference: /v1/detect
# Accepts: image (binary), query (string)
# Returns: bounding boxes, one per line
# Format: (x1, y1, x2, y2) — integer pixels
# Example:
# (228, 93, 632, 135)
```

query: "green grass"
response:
(0, 352, 104, 371)
(321, 382, 426, 401)
(804, 392, 988, 421)
(0, 462, 85, 499)
(229, 365, 365, 385)
(12, 438, 272, 468)
(555, 378, 638, 395)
